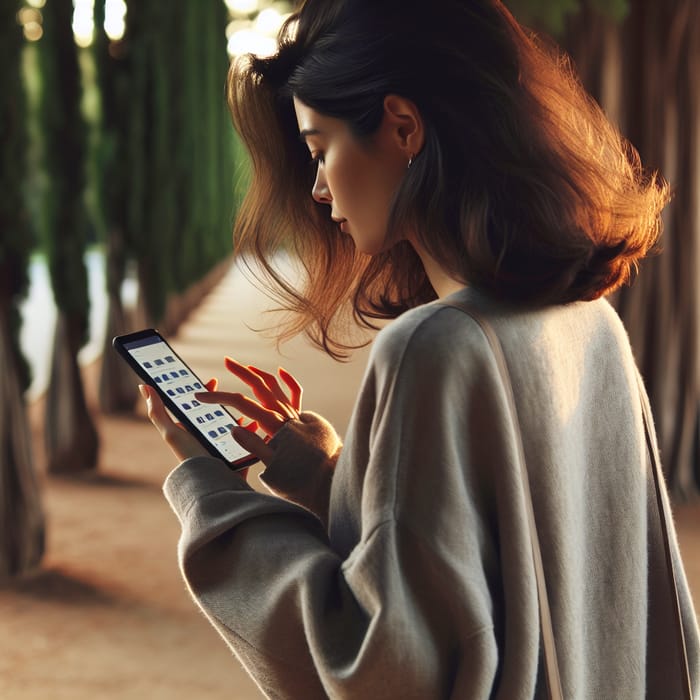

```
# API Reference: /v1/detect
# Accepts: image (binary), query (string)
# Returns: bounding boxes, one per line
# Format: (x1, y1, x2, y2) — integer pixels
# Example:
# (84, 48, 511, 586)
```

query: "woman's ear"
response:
(382, 94, 425, 161)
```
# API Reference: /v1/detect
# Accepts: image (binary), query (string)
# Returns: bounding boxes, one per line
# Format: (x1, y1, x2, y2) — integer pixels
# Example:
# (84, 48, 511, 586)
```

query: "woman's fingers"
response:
(236, 416, 259, 433)
(278, 367, 303, 411)
(196, 358, 303, 436)
(224, 357, 269, 392)
(204, 377, 219, 392)
(247, 364, 292, 405)
(224, 357, 300, 420)
(197, 390, 289, 435)
(232, 426, 275, 466)
(140, 385, 209, 462)
(141, 384, 177, 439)
(141, 385, 256, 475)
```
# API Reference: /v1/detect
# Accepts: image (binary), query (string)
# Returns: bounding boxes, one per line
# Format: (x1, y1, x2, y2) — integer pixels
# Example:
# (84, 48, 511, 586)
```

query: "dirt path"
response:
(0, 261, 370, 700)
(0, 261, 697, 699)
(1, 411, 265, 700)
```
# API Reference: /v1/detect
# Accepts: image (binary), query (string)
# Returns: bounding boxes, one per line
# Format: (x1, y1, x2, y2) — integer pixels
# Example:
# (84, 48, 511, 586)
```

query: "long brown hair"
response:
(228, 0, 669, 359)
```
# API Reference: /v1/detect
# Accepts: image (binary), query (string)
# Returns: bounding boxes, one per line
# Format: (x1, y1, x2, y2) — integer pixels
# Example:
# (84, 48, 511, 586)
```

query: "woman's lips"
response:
(333, 217, 348, 233)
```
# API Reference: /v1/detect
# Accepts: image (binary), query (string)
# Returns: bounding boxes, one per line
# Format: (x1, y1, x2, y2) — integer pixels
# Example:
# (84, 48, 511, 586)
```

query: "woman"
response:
(143, 0, 700, 697)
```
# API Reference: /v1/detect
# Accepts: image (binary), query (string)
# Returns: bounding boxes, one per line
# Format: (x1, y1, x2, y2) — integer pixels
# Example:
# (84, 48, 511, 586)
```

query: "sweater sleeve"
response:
(258, 410, 342, 527)
(163, 457, 499, 700)
(162, 305, 514, 698)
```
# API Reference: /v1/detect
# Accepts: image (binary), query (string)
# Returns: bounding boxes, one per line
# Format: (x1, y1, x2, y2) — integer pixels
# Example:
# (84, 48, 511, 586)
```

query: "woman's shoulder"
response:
(369, 292, 495, 378)
(370, 290, 630, 377)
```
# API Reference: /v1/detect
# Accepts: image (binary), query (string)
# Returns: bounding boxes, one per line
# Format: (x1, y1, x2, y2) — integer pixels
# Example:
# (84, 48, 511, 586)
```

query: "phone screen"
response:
(113, 329, 254, 469)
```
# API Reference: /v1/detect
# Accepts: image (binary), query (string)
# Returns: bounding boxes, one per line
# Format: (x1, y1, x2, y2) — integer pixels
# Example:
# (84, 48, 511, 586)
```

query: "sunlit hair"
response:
(227, 0, 670, 359)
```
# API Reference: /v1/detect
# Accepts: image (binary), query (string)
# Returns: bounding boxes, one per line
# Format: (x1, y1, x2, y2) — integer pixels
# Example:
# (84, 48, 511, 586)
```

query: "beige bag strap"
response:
(440, 300, 563, 699)
(636, 373, 693, 700)
(440, 300, 693, 700)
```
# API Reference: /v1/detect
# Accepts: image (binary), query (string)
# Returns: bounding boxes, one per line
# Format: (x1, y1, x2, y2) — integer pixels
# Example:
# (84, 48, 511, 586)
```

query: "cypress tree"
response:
(124, 0, 177, 329)
(179, 0, 233, 285)
(0, 0, 45, 578)
(124, 0, 235, 335)
(169, 0, 235, 325)
(94, 0, 140, 412)
(38, 0, 99, 473)
(202, 0, 236, 273)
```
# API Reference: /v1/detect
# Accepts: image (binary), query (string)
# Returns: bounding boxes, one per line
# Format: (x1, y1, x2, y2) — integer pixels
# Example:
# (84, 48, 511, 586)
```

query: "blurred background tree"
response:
(504, 0, 700, 497)
(507, 0, 628, 34)
(37, 0, 99, 474)
(96, 0, 235, 412)
(563, 0, 700, 498)
(608, 0, 700, 499)
(123, 0, 233, 332)
(93, 0, 137, 413)
(0, 0, 45, 578)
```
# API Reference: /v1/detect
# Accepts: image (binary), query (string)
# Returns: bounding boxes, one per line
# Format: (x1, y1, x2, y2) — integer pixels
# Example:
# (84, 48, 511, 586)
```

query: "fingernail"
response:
(138, 384, 149, 400)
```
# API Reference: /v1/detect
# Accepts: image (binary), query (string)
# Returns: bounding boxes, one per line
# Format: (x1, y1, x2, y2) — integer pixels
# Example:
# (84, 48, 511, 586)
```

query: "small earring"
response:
(407, 153, 415, 170)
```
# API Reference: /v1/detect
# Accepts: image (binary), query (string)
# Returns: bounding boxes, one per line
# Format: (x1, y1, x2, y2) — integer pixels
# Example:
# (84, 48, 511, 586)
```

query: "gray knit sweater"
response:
(164, 289, 700, 699)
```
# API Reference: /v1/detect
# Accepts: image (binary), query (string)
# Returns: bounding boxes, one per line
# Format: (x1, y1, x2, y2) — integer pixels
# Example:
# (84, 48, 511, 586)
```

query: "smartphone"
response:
(112, 328, 256, 470)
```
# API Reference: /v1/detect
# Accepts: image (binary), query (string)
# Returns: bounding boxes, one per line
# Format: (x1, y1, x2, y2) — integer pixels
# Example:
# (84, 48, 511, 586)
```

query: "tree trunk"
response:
(39, 0, 99, 474)
(614, 0, 700, 497)
(45, 313, 100, 474)
(99, 296, 139, 413)
(564, 0, 700, 496)
(93, 1, 140, 413)
(0, 312, 44, 579)
(0, 0, 45, 578)
(99, 228, 139, 413)
(661, 0, 700, 494)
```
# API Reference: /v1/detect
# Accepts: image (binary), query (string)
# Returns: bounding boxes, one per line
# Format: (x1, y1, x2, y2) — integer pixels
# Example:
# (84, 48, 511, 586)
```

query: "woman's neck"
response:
(411, 240, 466, 299)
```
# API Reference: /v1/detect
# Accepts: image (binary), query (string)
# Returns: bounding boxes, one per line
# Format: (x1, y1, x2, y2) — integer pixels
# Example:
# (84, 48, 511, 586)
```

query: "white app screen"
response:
(123, 335, 249, 464)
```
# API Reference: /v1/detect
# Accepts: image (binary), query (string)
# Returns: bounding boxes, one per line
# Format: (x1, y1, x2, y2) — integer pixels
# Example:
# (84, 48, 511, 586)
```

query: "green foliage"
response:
(21, 44, 47, 258)
(176, 0, 235, 285)
(93, 0, 134, 300)
(79, 47, 106, 246)
(588, 0, 629, 23)
(0, 1, 32, 294)
(37, 0, 90, 346)
(0, 0, 33, 388)
(505, 0, 629, 35)
(122, 0, 178, 322)
(121, 0, 237, 323)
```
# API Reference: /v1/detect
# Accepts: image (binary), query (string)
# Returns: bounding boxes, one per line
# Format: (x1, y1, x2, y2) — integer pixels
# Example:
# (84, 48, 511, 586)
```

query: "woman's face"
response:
(293, 97, 408, 255)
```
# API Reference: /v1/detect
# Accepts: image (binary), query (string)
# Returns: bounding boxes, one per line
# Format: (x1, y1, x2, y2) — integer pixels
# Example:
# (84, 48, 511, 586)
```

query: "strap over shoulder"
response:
(439, 299, 564, 700)
(438, 299, 693, 700)
(635, 373, 693, 699)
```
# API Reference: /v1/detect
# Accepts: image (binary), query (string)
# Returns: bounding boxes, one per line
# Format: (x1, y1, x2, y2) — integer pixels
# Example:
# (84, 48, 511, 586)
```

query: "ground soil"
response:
(0, 264, 698, 699)
(0, 264, 371, 700)
(0, 381, 266, 699)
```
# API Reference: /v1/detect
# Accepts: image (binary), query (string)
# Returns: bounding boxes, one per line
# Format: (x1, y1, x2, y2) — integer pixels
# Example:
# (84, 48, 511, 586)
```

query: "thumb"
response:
(232, 426, 275, 465)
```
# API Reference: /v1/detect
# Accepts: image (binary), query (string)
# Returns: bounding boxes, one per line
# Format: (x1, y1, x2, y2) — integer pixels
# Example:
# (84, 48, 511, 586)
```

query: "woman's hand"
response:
(140, 380, 212, 463)
(141, 377, 255, 478)
(193, 357, 303, 466)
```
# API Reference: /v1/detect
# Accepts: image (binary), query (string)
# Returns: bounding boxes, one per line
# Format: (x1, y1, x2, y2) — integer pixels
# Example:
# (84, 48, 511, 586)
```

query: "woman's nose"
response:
(312, 166, 332, 205)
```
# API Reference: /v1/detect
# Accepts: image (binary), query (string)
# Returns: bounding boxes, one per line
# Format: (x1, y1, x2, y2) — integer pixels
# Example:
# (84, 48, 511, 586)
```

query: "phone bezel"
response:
(112, 328, 256, 470)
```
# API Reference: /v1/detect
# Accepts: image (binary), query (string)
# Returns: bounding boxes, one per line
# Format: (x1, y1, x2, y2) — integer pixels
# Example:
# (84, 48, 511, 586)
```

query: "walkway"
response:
(0, 259, 697, 699)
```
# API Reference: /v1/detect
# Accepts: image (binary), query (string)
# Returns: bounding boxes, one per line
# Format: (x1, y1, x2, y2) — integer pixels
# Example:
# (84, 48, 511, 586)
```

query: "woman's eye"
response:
(311, 153, 325, 165)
